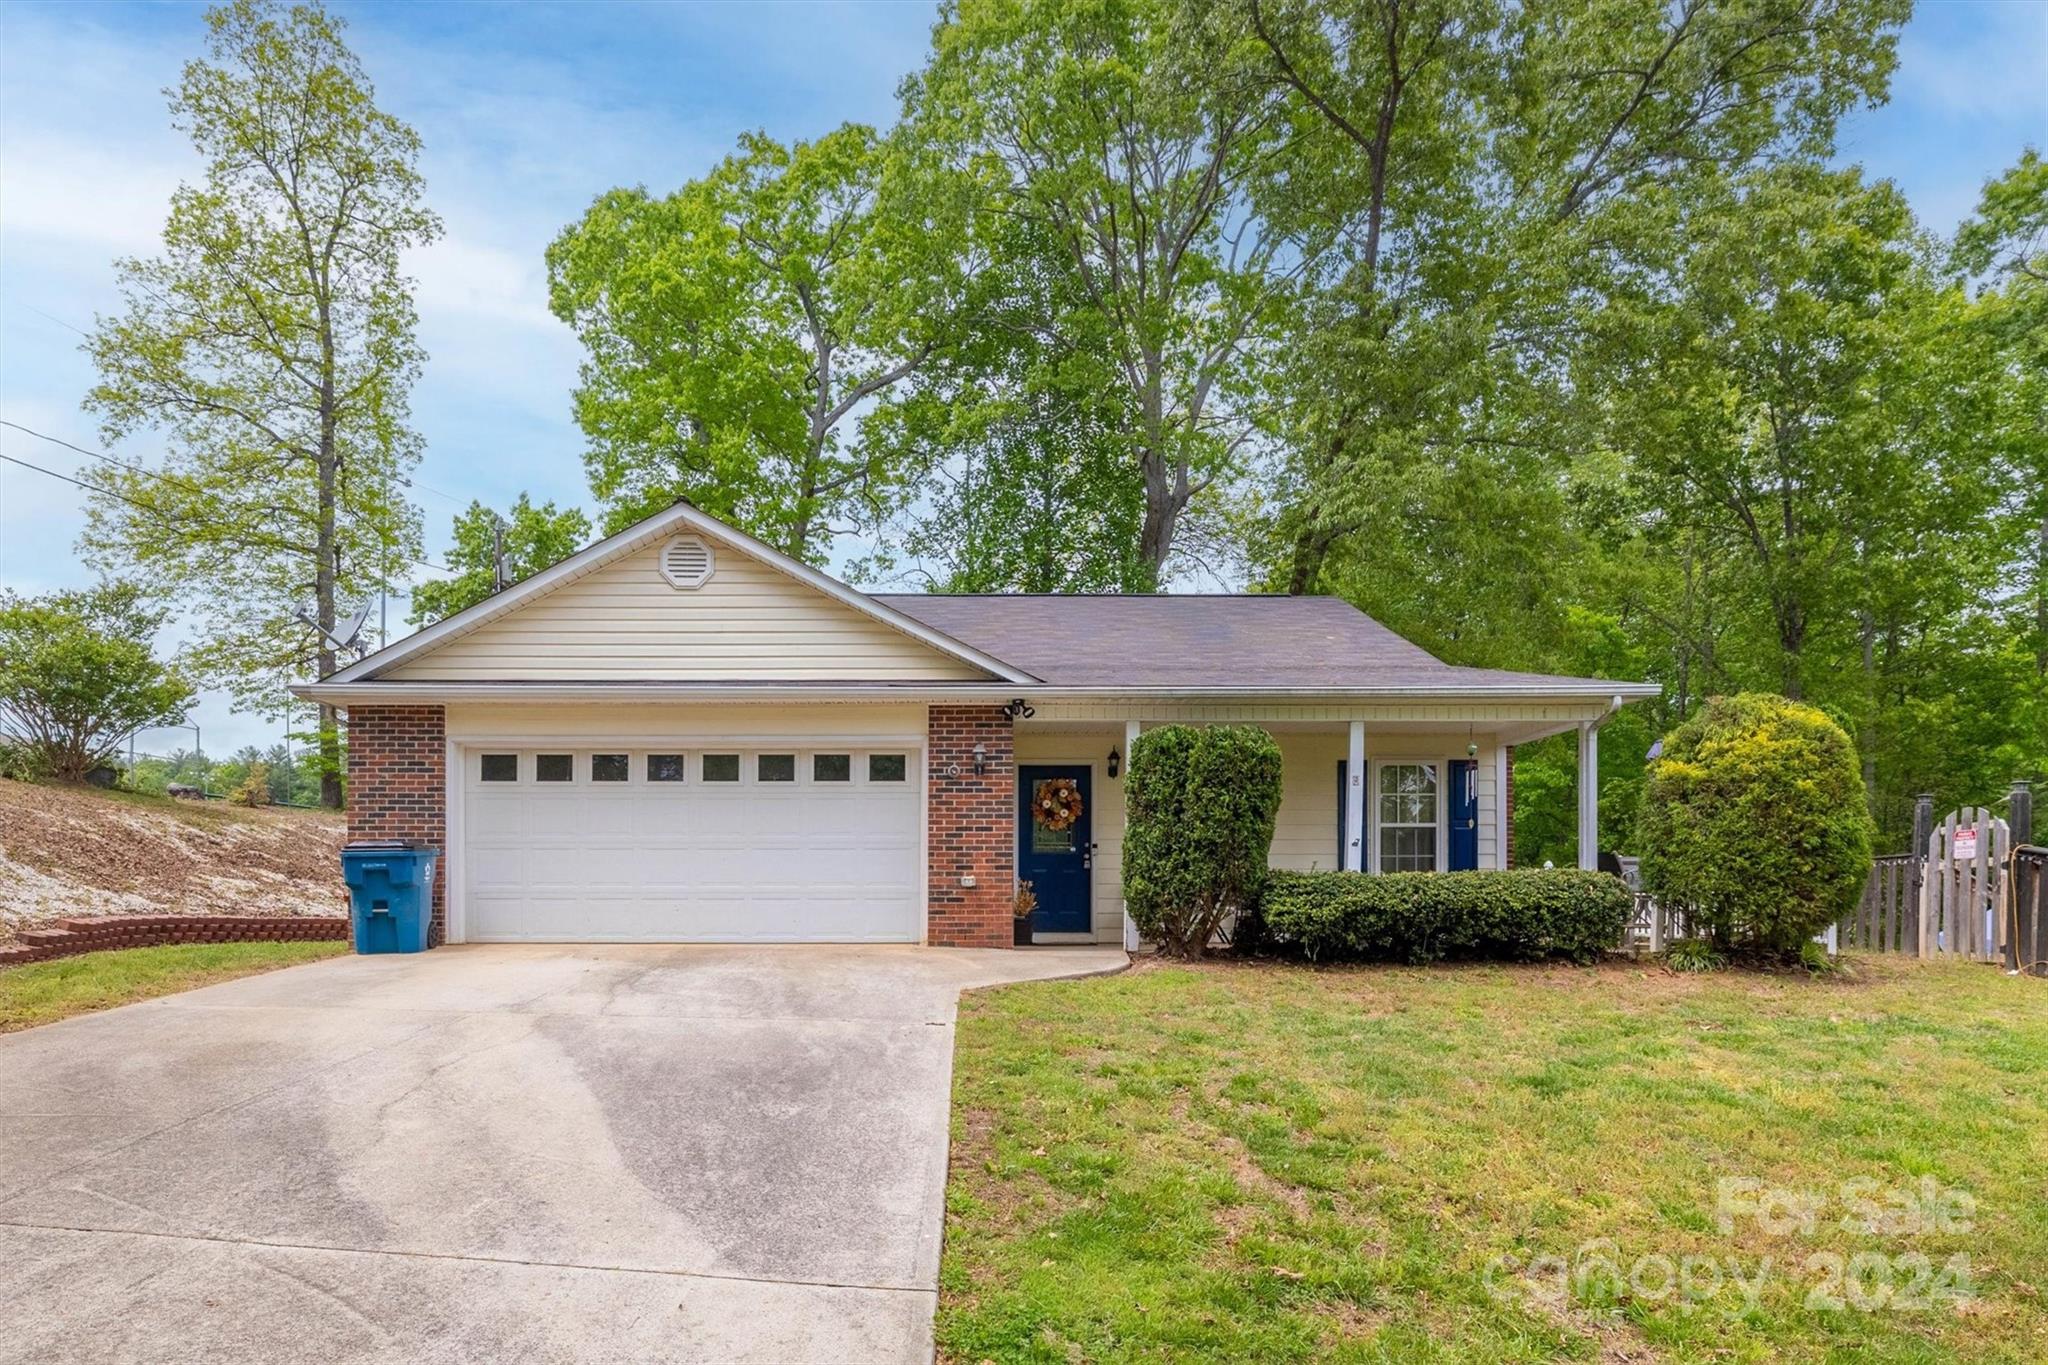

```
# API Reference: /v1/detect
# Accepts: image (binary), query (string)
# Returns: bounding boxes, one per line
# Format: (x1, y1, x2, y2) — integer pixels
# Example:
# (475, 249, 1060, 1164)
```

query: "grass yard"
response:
(940, 956, 2048, 1364)
(0, 941, 347, 1033)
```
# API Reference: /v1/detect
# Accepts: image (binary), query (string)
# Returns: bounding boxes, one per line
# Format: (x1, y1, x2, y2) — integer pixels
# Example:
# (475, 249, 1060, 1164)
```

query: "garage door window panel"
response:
(591, 753, 629, 782)
(480, 753, 518, 782)
(703, 753, 740, 783)
(758, 753, 796, 783)
(536, 754, 574, 783)
(868, 753, 907, 783)
(647, 753, 685, 783)
(813, 753, 851, 783)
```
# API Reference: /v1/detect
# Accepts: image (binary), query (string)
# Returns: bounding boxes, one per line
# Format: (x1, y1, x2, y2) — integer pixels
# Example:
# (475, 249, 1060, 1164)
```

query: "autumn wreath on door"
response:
(1032, 777, 1085, 832)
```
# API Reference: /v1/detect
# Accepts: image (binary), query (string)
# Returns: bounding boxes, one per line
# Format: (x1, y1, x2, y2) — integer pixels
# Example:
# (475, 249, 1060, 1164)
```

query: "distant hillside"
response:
(0, 779, 346, 943)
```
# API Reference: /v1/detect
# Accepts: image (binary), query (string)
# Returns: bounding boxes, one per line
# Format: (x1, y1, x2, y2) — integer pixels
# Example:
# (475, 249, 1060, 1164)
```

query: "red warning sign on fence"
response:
(1953, 827, 1979, 861)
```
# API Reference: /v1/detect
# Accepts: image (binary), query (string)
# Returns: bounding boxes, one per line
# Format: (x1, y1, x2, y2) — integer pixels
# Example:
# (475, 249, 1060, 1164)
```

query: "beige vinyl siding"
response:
(1271, 731, 1348, 871)
(383, 545, 990, 682)
(443, 701, 930, 743)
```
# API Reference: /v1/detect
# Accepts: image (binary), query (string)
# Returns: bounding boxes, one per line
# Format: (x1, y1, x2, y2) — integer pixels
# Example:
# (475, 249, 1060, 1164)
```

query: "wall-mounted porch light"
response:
(1107, 745, 1121, 778)
(972, 742, 987, 776)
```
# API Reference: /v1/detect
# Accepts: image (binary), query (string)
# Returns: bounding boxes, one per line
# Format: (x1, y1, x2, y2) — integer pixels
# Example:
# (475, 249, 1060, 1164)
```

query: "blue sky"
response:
(2, 0, 2044, 755)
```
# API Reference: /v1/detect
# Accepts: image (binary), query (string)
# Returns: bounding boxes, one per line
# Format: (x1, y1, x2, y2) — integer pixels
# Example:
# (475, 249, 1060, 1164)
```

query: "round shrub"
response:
(1122, 724, 1283, 957)
(1636, 693, 1873, 957)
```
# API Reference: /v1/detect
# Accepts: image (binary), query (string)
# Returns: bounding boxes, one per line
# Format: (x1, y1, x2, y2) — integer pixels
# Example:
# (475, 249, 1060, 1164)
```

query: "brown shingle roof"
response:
(870, 594, 1647, 693)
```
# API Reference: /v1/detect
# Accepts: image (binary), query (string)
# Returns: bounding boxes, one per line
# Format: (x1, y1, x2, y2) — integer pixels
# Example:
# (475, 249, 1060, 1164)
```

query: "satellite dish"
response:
(335, 600, 372, 652)
(296, 600, 374, 657)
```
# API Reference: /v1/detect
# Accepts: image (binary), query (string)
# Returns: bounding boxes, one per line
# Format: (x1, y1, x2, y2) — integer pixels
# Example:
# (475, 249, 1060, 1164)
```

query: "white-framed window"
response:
(758, 753, 796, 783)
(1375, 760, 1440, 873)
(702, 753, 740, 783)
(535, 753, 575, 783)
(868, 753, 907, 783)
(590, 753, 629, 782)
(646, 753, 685, 783)
(480, 753, 518, 782)
(813, 753, 852, 783)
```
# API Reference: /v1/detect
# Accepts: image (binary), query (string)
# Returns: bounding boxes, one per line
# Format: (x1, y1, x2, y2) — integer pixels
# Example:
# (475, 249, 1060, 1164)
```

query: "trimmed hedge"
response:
(1636, 692, 1874, 955)
(1123, 724, 1284, 957)
(1257, 868, 1633, 964)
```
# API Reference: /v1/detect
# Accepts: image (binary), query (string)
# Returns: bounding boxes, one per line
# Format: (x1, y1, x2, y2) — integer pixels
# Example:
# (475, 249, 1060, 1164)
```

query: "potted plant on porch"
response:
(1013, 880, 1037, 946)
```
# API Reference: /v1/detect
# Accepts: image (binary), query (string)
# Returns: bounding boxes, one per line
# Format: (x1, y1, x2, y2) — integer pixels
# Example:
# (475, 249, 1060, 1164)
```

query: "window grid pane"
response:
(813, 753, 851, 782)
(535, 754, 573, 783)
(647, 754, 685, 782)
(591, 753, 629, 782)
(702, 753, 740, 782)
(758, 753, 796, 783)
(480, 754, 518, 782)
(1376, 762, 1438, 872)
(868, 753, 907, 783)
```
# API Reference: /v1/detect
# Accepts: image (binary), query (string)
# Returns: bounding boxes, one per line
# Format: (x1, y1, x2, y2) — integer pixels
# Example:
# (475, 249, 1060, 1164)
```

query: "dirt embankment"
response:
(0, 778, 347, 943)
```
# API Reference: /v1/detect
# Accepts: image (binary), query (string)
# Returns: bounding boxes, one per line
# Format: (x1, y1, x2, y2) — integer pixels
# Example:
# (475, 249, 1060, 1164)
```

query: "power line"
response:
(11, 300, 90, 338)
(0, 419, 214, 499)
(0, 420, 449, 574)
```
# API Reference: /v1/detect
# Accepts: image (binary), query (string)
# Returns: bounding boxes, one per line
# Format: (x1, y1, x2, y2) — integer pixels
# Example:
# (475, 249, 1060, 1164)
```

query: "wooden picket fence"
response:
(1840, 821, 2048, 975)
(2013, 847, 2048, 978)
(1841, 852, 1917, 954)
(1918, 809, 2008, 963)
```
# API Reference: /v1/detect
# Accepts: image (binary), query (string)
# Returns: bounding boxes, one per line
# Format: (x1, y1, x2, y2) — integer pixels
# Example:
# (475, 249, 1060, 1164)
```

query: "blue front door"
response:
(1018, 765, 1092, 934)
(1448, 758, 1479, 871)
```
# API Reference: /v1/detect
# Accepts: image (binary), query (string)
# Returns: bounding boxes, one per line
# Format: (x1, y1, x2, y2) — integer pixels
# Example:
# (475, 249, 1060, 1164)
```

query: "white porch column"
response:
(1577, 720, 1599, 870)
(1124, 719, 1141, 767)
(1345, 719, 1366, 873)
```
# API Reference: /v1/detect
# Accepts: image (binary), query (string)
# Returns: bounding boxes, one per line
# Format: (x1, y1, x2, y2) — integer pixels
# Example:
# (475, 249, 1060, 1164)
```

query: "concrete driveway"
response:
(0, 943, 1125, 1364)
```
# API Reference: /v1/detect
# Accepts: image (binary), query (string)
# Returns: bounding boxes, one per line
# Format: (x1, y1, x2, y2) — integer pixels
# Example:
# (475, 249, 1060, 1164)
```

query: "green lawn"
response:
(0, 941, 347, 1033)
(940, 957, 2048, 1364)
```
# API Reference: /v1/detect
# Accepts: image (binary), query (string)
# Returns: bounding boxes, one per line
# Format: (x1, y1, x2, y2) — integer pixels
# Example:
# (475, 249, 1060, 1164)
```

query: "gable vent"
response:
(658, 535, 715, 589)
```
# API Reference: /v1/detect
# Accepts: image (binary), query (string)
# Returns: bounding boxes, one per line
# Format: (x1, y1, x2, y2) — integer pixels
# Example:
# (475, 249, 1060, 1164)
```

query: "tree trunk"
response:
(1859, 610, 1878, 801)
(316, 301, 343, 810)
(2037, 512, 2046, 676)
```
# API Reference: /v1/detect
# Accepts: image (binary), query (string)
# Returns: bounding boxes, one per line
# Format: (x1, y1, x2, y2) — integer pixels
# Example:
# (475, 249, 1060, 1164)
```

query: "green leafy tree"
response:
(1956, 151, 2048, 681)
(79, 0, 438, 807)
(903, 0, 1306, 587)
(1637, 692, 1874, 956)
(0, 584, 195, 784)
(548, 125, 971, 561)
(867, 216, 1150, 592)
(408, 495, 592, 625)
(1244, 0, 1909, 595)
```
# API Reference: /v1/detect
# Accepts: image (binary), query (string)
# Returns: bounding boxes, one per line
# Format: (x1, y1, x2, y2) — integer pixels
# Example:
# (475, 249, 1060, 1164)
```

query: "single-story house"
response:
(296, 502, 1657, 948)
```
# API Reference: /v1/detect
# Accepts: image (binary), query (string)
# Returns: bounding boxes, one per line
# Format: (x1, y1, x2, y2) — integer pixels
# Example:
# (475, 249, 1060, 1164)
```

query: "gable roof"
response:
(324, 503, 1036, 686)
(873, 594, 1656, 695)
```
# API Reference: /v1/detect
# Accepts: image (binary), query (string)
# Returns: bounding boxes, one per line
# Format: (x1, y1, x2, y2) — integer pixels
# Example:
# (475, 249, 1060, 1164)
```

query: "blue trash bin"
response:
(341, 840, 439, 954)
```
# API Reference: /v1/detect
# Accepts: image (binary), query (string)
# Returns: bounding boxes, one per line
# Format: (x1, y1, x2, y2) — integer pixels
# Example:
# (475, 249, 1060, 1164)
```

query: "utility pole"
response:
(492, 514, 509, 594)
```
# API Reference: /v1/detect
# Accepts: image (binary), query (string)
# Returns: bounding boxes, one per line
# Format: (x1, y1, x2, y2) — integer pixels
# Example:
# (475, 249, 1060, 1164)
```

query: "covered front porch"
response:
(1009, 698, 1624, 945)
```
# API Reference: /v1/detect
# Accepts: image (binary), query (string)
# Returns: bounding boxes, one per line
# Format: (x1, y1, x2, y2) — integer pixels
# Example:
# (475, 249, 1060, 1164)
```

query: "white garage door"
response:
(460, 746, 922, 942)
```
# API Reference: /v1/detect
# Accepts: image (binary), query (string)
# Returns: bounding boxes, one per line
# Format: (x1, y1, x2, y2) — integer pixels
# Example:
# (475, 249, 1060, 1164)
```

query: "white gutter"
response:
(293, 681, 1664, 706)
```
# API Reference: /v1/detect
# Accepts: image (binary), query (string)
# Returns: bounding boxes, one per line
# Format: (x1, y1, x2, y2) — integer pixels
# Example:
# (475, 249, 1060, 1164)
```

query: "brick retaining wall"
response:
(0, 915, 348, 968)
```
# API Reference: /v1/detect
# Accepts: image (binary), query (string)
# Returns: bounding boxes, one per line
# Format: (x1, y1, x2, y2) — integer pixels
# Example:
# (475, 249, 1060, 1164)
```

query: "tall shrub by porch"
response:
(1122, 724, 1282, 957)
(1636, 692, 1874, 956)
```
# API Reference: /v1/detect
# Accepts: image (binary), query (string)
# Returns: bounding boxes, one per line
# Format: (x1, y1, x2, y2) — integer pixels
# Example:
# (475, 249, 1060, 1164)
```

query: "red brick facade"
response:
(345, 705, 448, 945)
(926, 704, 1016, 947)
(0, 914, 346, 967)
